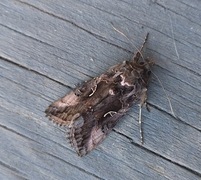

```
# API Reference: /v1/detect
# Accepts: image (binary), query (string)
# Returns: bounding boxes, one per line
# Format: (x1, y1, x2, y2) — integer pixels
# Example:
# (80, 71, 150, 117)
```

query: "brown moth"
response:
(45, 33, 154, 156)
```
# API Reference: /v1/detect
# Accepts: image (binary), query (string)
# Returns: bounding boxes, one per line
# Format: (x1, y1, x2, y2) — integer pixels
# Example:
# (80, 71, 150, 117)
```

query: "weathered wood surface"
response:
(0, 0, 201, 179)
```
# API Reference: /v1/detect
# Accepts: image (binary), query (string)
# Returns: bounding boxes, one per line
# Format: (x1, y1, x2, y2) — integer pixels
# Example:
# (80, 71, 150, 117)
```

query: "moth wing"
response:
(45, 77, 101, 126)
(68, 94, 128, 156)
(45, 62, 123, 126)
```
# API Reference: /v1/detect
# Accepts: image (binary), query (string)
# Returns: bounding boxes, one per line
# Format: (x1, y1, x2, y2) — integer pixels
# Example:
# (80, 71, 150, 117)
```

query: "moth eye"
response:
(139, 62, 145, 65)
(147, 70, 151, 76)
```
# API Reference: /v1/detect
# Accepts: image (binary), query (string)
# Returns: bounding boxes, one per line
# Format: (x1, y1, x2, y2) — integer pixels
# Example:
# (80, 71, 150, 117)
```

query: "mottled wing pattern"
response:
(45, 77, 99, 126)
(68, 95, 126, 156)
(45, 34, 152, 156)
(46, 61, 150, 156)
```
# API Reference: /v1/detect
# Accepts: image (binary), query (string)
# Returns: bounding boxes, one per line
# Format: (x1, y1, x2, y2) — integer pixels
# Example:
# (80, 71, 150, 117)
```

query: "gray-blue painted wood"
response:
(0, 0, 201, 179)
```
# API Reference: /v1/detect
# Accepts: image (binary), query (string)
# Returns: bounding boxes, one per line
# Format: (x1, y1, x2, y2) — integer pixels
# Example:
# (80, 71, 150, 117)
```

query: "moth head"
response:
(119, 59, 153, 87)
(134, 59, 154, 85)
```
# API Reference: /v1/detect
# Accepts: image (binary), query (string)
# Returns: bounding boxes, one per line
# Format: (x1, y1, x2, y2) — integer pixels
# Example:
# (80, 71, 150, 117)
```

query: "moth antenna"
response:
(151, 71, 176, 118)
(139, 33, 149, 55)
(132, 33, 149, 63)
(111, 23, 146, 61)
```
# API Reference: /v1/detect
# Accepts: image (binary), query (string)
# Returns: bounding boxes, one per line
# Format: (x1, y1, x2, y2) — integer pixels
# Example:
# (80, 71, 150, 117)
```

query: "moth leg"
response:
(132, 33, 149, 63)
(138, 88, 148, 144)
(145, 102, 151, 112)
(138, 104, 143, 144)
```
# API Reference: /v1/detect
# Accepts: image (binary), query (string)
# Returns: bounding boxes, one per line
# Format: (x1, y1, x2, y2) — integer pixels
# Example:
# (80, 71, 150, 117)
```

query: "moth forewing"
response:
(45, 34, 153, 156)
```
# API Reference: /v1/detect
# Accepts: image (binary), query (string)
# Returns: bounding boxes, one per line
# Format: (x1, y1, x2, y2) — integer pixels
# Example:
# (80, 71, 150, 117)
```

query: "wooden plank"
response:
(0, 0, 201, 179)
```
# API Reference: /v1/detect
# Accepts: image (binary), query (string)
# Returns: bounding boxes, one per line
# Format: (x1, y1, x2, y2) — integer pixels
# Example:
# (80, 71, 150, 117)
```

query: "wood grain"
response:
(0, 0, 201, 179)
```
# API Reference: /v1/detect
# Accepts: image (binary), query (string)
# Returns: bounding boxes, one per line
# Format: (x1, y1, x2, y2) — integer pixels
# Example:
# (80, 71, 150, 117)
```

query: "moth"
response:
(45, 33, 154, 156)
